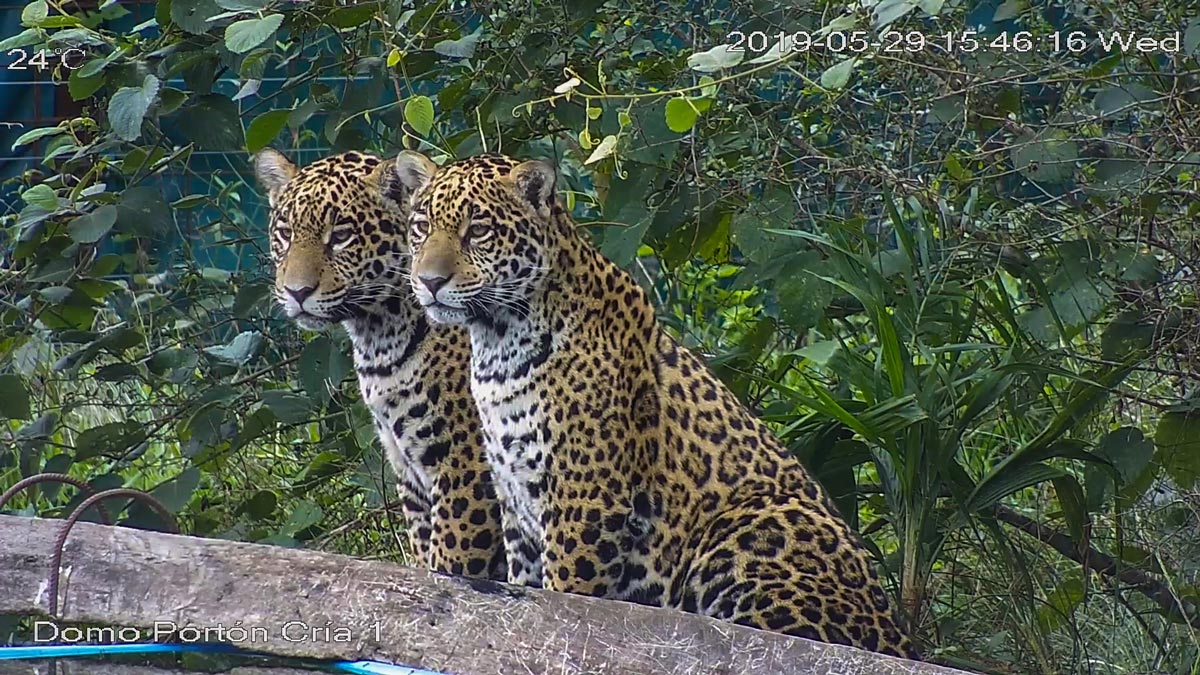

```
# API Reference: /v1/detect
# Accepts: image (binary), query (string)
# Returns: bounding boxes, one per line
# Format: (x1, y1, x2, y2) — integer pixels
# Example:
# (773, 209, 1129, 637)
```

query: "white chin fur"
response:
(424, 304, 469, 325)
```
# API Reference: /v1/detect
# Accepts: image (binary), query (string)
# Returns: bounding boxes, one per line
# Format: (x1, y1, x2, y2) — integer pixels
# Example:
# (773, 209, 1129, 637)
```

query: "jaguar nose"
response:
(285, 284, 316, 304)
(419, 273, 451, 295)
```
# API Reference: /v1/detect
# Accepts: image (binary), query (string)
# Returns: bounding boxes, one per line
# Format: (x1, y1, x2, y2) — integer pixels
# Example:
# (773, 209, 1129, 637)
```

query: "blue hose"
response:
(0, 643, 449, 675)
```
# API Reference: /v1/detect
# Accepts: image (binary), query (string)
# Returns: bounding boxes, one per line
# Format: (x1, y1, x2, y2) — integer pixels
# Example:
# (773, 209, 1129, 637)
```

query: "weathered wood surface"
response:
(0, 515, 970, 675)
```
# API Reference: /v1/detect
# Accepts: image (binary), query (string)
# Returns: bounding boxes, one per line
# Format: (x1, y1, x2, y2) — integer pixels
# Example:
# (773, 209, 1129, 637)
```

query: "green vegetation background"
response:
(2, 0, 1199, 672)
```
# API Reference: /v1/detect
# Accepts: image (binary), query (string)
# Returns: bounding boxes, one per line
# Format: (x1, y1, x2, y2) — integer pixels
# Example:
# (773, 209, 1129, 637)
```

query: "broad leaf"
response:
(170, 0, 222, 34)
(20, 0, 48, 26)
(245, 109, 290, 152)
(433, 29, 481, 58)
(107, 75, 160, 142)
(282, 500, 323, 534)
(820, 58, 857, 90)
(0, 374, 32, 420)
(176, 94, 244, 150)
(261, 390, 314, 424)
(22, 185, 58, 211)
(224, 13, 282, 54)
(403, 95, 435, 137)
(202, 331, 264, 366)
(67, 205, 118, 243)
(1158, 412, 1200, 488)
(686, 44, 743, 72)
(665, 97, 698, 133)
(151, 467, 201, 512)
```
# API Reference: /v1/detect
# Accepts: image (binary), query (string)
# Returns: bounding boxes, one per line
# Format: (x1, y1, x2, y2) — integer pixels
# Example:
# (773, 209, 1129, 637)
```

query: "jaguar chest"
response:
(350, 328, 439, 500)
(471, 374, 551, 551)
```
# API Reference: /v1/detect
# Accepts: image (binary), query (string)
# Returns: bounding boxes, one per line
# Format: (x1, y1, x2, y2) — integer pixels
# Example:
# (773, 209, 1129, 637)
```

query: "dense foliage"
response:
(2, 0, 1199, 671)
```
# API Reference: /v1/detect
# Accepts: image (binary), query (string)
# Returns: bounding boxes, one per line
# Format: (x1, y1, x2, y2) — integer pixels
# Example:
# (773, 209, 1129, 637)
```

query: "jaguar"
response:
(387, 151, 919, 659)
(253, 148, 505, 580)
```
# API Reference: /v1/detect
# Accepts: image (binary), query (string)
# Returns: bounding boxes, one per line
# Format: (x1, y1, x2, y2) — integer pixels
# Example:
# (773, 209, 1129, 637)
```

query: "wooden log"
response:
(0, 515, 969, 675)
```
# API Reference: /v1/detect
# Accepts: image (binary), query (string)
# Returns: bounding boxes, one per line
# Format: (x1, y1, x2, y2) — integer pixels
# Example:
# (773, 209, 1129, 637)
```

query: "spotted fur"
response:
(390, 151, 920, 658)
(252, 148, 505, 579)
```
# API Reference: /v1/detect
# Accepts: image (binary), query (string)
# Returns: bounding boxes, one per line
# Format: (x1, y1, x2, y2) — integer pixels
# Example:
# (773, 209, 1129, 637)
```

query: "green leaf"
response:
(151, 467, 201, 512)
(917, 0, 945, 14)
(74, 421, 147, 460)
(224, 13, 282, 54)
(729, 187, 800, 263)
(116, 185, 172, 238)
(1100, 311, 1155, 360)
(230, 408, 277, 453)
(217, 0, 264, 9)
(969, 461, 1063, 512)
(1158, 412, 1200, 488)
(327, 5, 374, 28)
(1011, 130, 1079, 184)
(0, 28, 41, 50)
(403, 95, 435, 137)
(46, 26, 101, 47)
(686, 44, 744, 72)
(20, 0, 48, 26)
(170, 0, 221, 34)
(147, 348, 197, 378)
(585, 134, 618, 165)
(1186, 19, 1200, 55)
(176, 94, 244, 150)
(40, 455, 75, 498)
(94, 363, 141, 382)
(1093, 83, 1157, 117)
(796, 340, 839, 367)
(232, 281, 271, 318)
(282, 500, 323, 535)
(820, 57, 857, 90)
(1038, 573, 1084, 632)
(1051, 474, 1088, 546)
(67, 205, 118, 244)
(202, 330, 264, 366)
(240, 490, 277, 520)
(298, 335, 352, 401)
(22, 184, 58, 211)
(245, 108, 290, 152)
(774, 252, 833, 330)
(1101, 427, 1155, 484)
(0, 374, 32, 420)
(992, 0, 1022, 21)
(1086, 426, 1155, 509)
(11, 125, 65, 150)
(873, 0, 917, 28)
(108, 74, 160, 142)
(433, 29, 481, 58)
(665, 97, 698, 133)
(261, 390, 313, 424)
(597, 163, 657, 267)
(68, 68, 106, 101)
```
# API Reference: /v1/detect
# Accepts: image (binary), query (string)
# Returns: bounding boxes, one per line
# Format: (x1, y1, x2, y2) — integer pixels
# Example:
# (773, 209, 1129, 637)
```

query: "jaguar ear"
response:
(508, 160, 557, 214)
(391, 151, 438, 193)
(252, 148, 297, 196)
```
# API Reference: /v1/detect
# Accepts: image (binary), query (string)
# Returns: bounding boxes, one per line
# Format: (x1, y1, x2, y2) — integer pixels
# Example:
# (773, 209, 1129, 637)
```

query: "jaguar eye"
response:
(329, 228, 354, 248)
(410, 214, 429, 241)
(275, 226, 293, 247)
(466, 223, 492, 242)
